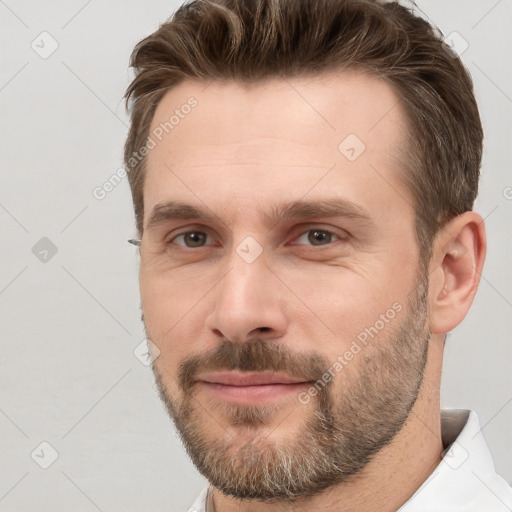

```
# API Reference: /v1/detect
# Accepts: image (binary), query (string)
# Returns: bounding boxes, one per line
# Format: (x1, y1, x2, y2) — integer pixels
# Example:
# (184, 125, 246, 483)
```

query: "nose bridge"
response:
(224, 248, 266, 302)
(206, 243, 287, 342)
(219, 246, 271, 315)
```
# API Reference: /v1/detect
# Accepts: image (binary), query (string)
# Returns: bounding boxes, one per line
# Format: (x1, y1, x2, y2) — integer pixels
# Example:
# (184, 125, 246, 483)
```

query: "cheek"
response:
(140, 270, 167, 326)
(140, 264, 196, 324)
(282, 263, 409, 344)
(140, 268, 211, 364)
(140, 271, 185, 357)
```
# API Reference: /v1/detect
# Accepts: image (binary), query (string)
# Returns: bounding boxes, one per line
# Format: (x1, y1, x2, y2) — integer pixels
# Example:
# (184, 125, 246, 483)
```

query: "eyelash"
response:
(167, 227, 349, 250)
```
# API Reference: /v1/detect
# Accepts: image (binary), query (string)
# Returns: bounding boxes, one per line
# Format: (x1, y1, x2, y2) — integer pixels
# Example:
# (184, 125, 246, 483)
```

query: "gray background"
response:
(0, 1, 510, 511)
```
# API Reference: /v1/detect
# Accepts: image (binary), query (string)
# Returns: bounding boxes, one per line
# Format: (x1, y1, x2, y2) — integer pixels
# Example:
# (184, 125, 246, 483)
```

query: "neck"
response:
(209, 337, 445, 512)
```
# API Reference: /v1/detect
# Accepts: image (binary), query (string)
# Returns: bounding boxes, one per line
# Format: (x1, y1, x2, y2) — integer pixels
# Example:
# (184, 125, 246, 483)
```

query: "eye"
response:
(166, 227, 346, 250)
(294, 228, 345, 247)
(170, 231, 211, 248)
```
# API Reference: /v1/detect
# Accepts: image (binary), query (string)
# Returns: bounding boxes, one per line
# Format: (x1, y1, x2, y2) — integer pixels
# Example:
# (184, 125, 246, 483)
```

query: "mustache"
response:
(177, 338, 330, 393)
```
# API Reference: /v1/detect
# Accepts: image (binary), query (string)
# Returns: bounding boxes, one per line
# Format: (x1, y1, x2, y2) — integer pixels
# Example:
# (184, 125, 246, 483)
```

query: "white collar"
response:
(399, 409, 512, 511)
(188, 409, 512, 511)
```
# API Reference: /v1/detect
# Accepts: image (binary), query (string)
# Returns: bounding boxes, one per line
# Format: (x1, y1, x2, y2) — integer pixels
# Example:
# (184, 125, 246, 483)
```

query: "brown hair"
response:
(124, 0, 483, 261)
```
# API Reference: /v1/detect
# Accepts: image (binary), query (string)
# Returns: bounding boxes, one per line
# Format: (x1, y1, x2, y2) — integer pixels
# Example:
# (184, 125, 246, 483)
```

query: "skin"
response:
(138, 71, 486, 511)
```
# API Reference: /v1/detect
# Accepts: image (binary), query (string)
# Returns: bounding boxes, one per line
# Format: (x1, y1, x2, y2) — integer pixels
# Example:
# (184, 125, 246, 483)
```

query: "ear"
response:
(428, 211, 487, 335)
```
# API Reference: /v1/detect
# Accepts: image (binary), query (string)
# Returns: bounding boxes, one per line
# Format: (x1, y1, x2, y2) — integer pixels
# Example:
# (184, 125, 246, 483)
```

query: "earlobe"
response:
(429, 212, 486, 335)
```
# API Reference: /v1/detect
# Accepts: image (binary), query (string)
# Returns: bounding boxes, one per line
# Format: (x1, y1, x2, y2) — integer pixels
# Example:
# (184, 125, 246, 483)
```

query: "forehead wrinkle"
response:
(263, 198, 375, 230)
(145, 199, 238, 231)
(145, 197, 375, 233)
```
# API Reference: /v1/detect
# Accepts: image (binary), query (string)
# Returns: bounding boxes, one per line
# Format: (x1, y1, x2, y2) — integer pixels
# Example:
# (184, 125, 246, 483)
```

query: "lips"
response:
(197, 371, 309, 386)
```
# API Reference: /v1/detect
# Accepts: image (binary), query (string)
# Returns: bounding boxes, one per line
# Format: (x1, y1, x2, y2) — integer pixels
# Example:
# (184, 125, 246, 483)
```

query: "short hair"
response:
(124, 0, 483, 262)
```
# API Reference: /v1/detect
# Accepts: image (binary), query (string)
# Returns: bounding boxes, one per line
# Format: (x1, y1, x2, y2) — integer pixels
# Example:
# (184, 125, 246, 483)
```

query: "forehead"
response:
(143, 71, 412, 226)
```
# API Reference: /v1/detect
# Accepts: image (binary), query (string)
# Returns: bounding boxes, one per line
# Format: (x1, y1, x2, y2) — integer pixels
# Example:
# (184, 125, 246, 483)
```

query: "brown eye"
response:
(172, 231, 209, 248)
(308, 230, 333, 246)
(295, 229, 339, 246)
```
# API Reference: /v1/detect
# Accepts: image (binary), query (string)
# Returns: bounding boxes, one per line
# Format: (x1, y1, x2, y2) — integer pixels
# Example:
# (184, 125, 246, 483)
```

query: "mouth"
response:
(198, 371, 309, 386)
(196, 371, 312, 404)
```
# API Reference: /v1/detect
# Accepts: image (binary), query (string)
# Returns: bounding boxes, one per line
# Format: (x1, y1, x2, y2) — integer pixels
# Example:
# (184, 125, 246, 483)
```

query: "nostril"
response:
(258, 327, 271, 333)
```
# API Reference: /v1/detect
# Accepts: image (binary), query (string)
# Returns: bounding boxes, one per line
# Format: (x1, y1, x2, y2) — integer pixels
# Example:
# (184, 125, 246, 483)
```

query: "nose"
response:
(205, 251, 288, 344)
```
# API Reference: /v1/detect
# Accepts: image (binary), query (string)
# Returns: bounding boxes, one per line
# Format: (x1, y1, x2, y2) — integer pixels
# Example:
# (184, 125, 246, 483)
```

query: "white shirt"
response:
(187, 409, 512, 511)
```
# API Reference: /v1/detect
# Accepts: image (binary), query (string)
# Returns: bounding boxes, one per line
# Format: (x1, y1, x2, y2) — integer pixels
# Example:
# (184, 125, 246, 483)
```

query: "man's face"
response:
(139, 72, 430, 501)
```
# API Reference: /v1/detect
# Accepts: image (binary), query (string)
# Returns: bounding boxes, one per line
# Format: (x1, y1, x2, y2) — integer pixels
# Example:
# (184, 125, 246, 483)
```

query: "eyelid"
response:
(288, 224, 350, 244)
(167, 231, 217, 250)
(292, 222, 351, 238)
(164, 223, 350, 247)
(165, 224, 217, 243)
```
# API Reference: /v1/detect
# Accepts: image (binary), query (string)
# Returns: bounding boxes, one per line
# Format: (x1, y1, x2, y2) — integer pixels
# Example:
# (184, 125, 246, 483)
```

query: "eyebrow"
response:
(145, 198, 374, 231)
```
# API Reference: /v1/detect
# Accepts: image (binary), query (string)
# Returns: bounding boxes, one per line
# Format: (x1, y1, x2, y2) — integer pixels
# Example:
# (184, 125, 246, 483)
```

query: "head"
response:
(124, 0, 486, 503)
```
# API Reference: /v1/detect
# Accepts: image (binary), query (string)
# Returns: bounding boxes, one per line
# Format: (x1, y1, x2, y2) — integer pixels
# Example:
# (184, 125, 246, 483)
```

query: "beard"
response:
(148, 274, 430, 504)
